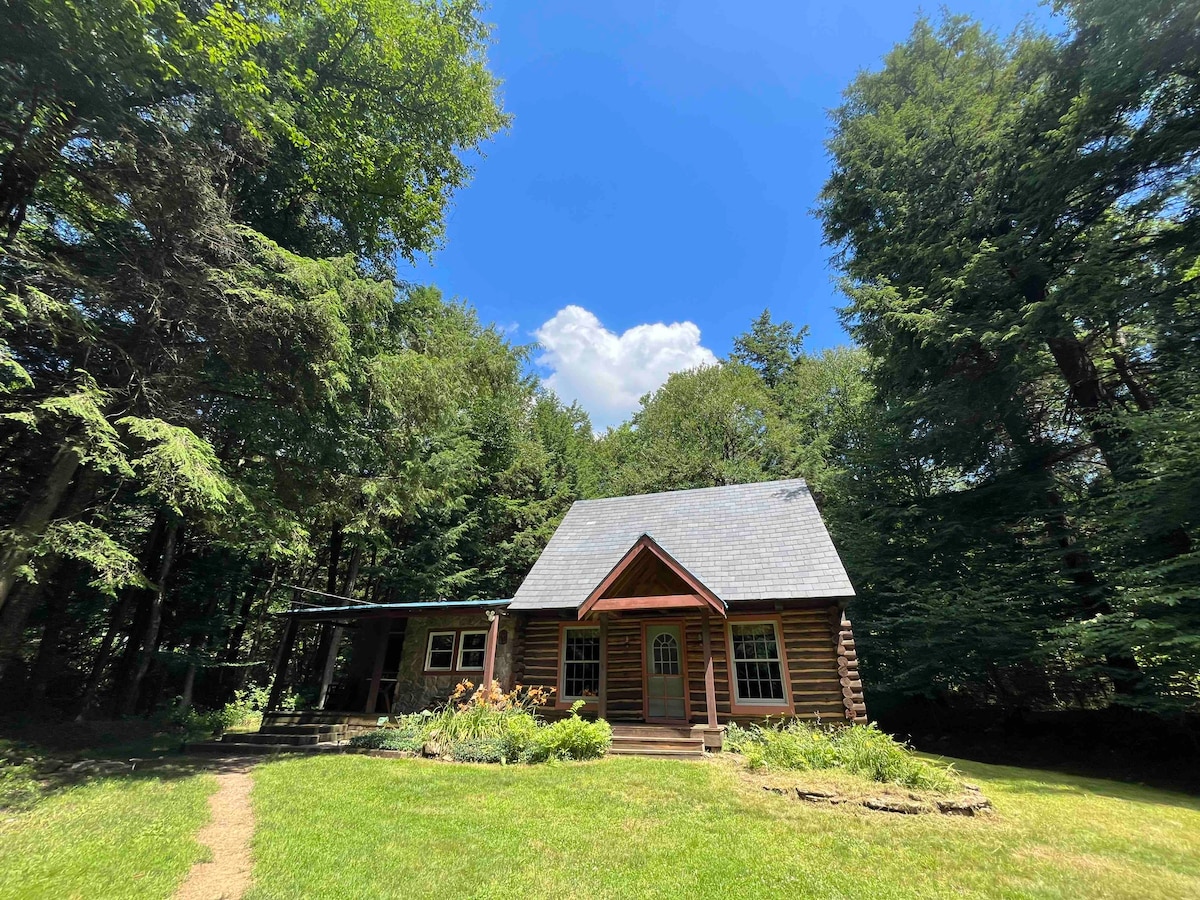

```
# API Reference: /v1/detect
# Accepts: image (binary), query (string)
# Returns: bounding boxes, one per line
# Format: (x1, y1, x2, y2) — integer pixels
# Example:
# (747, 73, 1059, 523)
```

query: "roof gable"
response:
(576, 534, 726, 619)
(510, 479, 855, 611)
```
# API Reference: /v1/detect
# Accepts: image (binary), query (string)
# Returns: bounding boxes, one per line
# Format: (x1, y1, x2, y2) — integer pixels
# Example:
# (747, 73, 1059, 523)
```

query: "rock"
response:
(422, 739, 446, 759)
(68, 759, 97, 774)
(762, 785, 790, 796)
(36, 758, 64, 774)
(864, 797, 926, 815)
(937, 795, 993, 816)
(795, 788, 839, 802)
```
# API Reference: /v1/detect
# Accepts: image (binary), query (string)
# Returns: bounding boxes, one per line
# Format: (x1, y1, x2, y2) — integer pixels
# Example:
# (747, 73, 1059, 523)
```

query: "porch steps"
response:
(608, 725, 705, 759)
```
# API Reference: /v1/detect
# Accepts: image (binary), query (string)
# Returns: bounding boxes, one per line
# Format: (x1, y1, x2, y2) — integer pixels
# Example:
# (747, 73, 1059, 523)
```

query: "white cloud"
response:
(534, 305, 719, 429)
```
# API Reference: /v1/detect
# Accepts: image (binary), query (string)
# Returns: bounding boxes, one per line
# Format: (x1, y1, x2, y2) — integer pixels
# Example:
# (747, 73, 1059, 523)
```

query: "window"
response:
(652, 632, 680, 675)
(561, 627, 600, 700)
(730, 622, 787, 704)
(425, 632, 456, 671)
(457, 630, 488, 671)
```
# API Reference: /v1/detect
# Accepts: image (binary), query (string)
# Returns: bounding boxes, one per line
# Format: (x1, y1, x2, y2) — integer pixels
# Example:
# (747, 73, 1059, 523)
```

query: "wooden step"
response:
(608, 747, 704, 759)
(610, 736, 703, 751)
(610, 725, 694, 739)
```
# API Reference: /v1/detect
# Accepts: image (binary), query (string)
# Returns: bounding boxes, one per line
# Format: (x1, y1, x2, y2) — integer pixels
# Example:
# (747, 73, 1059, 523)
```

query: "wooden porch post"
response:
(701, 609, 717, 728)
(481, 610, 501, 690)
(598, 612, 609, 720)
(364, 619, 392, 713)
(267, 614, 299, 711)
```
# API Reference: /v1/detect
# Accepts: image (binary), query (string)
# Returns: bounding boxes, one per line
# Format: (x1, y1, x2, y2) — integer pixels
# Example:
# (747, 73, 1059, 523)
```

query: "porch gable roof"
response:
(509, 479, 855, 612)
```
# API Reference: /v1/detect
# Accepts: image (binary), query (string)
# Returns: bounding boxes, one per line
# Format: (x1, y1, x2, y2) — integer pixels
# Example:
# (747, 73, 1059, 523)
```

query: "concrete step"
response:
(259, 724, 347, 736)
(230, 732, 324, 746)
(189, 740, 345, 755)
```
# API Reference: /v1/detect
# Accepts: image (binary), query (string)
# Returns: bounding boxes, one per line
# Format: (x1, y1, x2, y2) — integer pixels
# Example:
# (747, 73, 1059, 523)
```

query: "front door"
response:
(645, 624, 686, 720)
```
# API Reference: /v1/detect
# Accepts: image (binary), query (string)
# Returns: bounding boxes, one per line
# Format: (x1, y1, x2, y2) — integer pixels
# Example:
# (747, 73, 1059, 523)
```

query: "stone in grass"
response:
(936, 794, 993, 816)
(864, 796, 926, 815)
(795, 788, 842, 803)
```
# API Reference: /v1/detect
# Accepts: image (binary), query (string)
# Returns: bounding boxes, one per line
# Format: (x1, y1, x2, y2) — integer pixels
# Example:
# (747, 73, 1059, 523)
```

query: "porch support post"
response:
(267, 615, 299, 711)
(481, 610, 500, 690)
(598, 612, 609, 720)
(365, 618, 392, 713)
(701, 609, 717, 727)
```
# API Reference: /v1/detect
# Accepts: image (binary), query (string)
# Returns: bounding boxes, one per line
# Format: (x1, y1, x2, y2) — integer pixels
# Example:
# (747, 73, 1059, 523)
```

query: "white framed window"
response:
(457, 630, 488, 671)
(560, 626, 601, 701)
(425, 631, 456, 671)
(729, 621, 787, 705)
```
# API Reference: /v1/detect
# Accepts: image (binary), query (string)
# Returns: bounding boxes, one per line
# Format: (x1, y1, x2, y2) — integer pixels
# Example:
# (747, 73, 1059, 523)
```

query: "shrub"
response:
(449, 736, 509, 763)
(521, 701, 612, 763)
(730, 719, 956, 791)
(349, 727, 424, 753)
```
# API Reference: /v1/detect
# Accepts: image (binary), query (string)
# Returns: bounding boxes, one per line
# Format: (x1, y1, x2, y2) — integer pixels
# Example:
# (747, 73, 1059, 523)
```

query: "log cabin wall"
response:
(515, 603, 859, 724)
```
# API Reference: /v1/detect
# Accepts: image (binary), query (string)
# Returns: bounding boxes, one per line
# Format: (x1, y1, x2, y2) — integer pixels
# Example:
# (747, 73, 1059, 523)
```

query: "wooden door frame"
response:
(640, 618, 690, 724)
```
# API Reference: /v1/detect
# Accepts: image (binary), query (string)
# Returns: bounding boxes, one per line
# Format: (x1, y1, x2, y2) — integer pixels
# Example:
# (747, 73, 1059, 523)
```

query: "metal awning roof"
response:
(276, 598, 512, 621)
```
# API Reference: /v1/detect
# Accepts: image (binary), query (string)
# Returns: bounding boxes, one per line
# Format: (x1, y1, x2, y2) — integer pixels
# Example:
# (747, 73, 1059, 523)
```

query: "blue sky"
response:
(407, 1, 1058, 428)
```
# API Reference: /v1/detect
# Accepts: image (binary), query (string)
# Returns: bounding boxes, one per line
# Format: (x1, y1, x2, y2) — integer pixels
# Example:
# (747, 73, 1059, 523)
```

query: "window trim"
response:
(725, 616, 793, 716)
(456, 629, 489, 672)
(424, 630, 458, 673)
(557, 623, 602, 708)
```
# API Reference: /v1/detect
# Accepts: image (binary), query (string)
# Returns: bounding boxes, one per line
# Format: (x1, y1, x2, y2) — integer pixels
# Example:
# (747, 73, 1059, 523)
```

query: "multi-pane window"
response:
(458, 631, 488, 670)
(730, 622, 787, 704)
(425, 632, 456, 671)
(561, 627, 601, 699)
(652, 632, 680, 676)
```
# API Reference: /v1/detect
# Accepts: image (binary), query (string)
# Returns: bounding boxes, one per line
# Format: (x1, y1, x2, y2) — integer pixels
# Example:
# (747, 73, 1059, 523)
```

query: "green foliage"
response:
(348, 724, 425, 753)
(733, 720, 957, 791)
(520, 702, 612, 763)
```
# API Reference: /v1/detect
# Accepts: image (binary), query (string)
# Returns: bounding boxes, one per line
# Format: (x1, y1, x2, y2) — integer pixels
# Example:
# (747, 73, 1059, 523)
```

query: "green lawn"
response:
(248, 755, 1200, 900)
(1, 753, 1197, 900)
(0, 768, 215, 900)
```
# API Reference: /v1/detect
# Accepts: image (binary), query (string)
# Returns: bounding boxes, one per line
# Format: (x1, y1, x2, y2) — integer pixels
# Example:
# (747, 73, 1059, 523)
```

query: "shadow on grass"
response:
(947, 756, 1200, 813)
(1, 714, 274, 812)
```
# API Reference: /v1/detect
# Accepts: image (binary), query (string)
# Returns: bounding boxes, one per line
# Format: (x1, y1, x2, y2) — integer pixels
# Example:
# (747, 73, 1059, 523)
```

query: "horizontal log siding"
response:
(514, 616, 558, 698)
(685, 620, 731, 719)
(781, 606, 846, 721)
(516, 604, 853, 724)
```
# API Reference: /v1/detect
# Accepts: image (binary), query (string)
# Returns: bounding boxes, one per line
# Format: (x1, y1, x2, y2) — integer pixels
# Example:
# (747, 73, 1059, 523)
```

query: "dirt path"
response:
(174, 758, 256, 900)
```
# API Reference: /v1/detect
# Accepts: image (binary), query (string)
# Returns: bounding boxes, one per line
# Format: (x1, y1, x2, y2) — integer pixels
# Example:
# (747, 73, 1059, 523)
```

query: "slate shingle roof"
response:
(510, 479, 855, 611)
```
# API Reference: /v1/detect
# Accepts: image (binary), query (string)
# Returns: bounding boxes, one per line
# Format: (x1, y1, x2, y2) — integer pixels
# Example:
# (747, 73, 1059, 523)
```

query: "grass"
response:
(247, 754, 1200, 900)
(0, 766, 215, 900)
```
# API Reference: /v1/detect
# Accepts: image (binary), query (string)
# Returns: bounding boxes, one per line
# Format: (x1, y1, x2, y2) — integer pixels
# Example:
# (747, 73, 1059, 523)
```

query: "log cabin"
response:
(254, 480, 865, 754)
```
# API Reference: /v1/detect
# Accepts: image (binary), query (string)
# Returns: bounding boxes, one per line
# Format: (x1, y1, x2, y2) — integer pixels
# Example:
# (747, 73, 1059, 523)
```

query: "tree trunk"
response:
(1043, 333, 1135, 475)
(0, 446, 81, 614)
(26, 562, 77, 703)
(316, 544, 362, 709)
(75, 589, 135, 720)
(178, 574, 225, 714)
(118, 519, 180, 716)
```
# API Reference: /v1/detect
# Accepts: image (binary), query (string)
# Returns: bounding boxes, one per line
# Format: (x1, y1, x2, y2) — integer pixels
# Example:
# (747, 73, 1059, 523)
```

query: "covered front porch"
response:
(267, 595, 513, 718)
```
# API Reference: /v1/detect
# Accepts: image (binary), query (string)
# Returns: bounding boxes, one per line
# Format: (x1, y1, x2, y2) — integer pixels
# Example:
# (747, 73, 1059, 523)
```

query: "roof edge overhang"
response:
(576, 534, 726, 620)
(277, 598, 511, 621)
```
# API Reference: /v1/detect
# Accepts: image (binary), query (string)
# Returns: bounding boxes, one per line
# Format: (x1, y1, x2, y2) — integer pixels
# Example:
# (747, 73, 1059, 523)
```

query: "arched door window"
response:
(652, 632, 680, 675)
